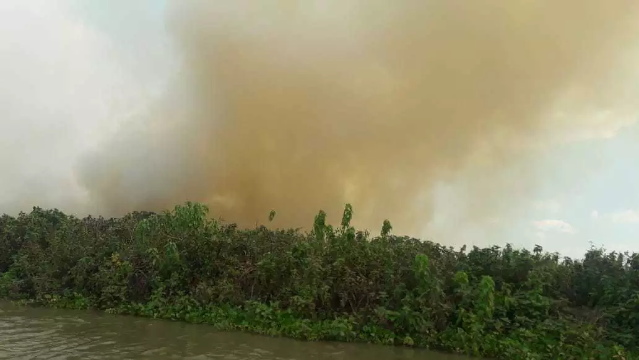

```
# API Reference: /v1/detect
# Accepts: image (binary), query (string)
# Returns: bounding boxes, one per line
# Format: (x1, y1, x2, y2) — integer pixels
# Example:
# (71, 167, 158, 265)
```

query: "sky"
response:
(0, 0, 637, 259)
(428, 125, 639, 257)
(0, 0, 174, 212)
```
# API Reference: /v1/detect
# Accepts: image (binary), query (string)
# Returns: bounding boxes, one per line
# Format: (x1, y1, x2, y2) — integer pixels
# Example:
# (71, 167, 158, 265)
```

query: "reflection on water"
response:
(0, 302, 471, 360)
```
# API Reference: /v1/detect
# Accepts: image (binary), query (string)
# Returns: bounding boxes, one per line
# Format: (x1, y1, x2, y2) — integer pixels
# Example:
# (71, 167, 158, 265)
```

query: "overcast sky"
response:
(0, 0, 637, 259)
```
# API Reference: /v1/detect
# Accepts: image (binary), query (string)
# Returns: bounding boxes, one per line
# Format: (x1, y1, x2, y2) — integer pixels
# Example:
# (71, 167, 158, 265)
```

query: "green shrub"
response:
(1, 202, 638, 359)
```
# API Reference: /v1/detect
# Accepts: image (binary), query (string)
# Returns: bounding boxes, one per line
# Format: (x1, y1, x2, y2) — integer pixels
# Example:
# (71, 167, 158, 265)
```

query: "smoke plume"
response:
(77, 1, 639, 233)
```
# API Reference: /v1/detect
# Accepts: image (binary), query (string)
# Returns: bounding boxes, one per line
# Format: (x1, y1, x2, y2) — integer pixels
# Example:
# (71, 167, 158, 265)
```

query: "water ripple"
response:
(0, 302, 470, 360)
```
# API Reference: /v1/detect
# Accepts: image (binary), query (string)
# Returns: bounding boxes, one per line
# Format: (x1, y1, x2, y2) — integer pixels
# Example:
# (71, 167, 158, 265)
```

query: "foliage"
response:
(1, 202, 639, 359)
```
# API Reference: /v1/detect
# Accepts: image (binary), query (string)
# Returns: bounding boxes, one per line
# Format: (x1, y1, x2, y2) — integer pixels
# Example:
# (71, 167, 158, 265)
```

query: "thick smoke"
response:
(77, 1, 639, 233)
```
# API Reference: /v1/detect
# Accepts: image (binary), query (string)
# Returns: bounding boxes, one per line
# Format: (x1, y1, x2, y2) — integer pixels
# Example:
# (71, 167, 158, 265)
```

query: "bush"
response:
(1, 202, 638, 359)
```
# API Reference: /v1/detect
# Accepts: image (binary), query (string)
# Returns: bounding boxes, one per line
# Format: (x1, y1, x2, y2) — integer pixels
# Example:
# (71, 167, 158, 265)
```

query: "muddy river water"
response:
(0, 302, 474, 360)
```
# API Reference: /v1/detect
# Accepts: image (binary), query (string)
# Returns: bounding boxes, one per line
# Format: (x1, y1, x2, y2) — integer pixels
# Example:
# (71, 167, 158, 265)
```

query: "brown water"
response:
(0, 302, 474, 360)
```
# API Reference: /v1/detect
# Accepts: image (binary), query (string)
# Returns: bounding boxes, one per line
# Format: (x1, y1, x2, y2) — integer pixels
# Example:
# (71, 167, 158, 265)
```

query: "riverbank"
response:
(1, 202, 637, 359)
(0, 301, 472, 360)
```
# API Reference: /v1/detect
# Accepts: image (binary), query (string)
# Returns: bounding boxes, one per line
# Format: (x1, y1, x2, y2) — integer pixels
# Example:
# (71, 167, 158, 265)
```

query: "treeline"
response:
(1, 202, 638, 359)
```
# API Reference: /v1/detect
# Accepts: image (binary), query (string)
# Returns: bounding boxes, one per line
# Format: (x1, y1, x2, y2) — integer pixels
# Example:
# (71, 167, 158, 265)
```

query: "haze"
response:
(2, 0, 639, 257)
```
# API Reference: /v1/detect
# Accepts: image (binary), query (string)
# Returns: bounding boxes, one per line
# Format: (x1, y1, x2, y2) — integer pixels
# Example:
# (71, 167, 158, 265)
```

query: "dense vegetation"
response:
(1, 202, 638, 359)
